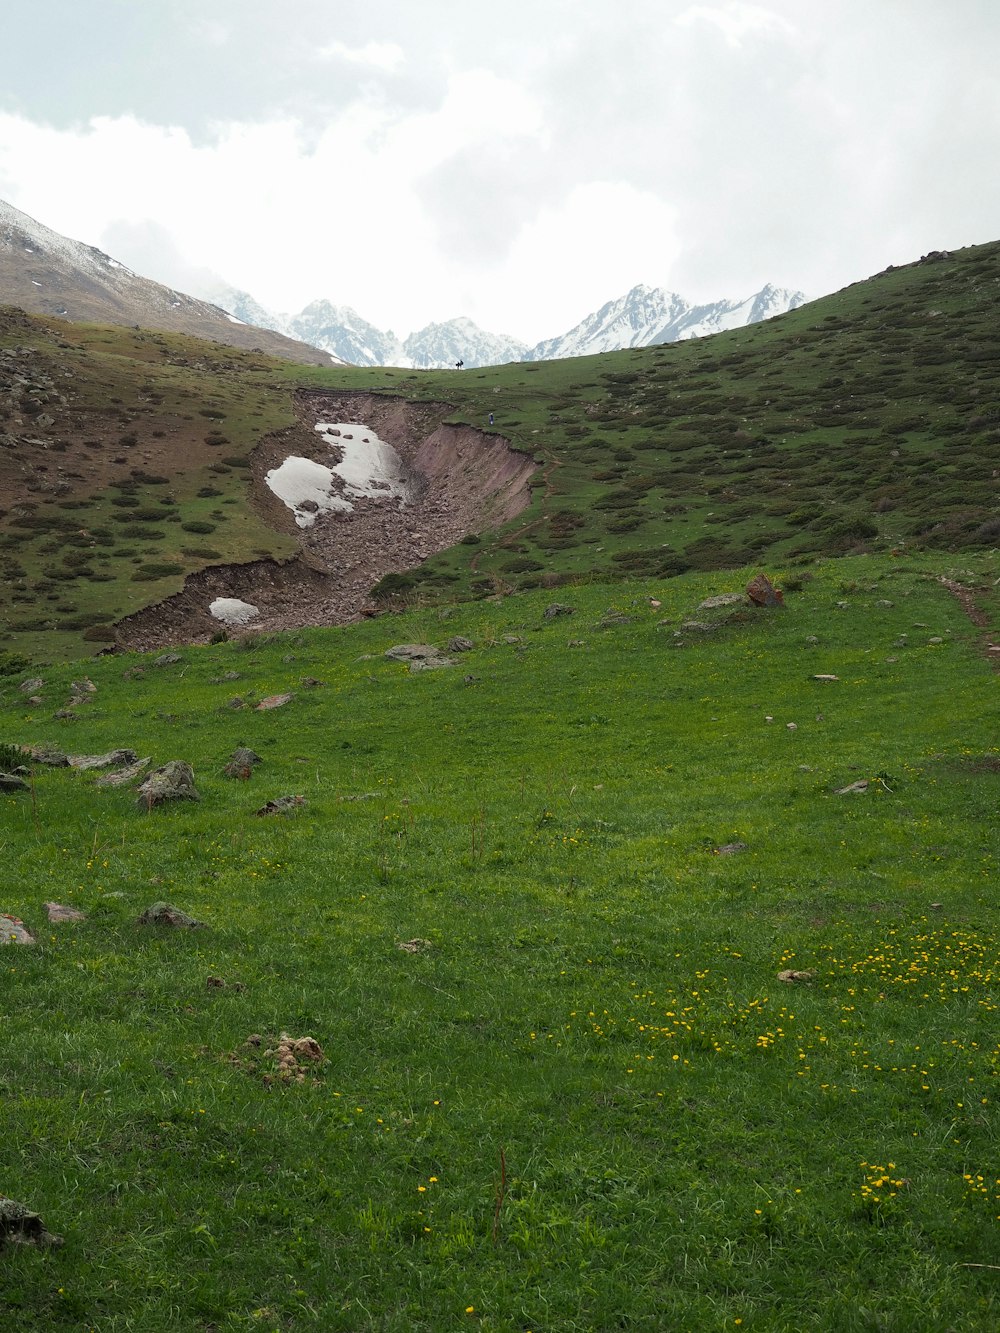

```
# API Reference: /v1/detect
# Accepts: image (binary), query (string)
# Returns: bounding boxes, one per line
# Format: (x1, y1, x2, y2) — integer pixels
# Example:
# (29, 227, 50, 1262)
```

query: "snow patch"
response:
(315, 421, 411, 502)
(209, 597, 260, 625)
(265, 456, 354, 527)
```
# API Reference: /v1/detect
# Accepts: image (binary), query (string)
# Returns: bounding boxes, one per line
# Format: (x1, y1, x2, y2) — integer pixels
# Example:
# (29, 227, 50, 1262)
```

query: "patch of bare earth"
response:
(114, 390, 537, 650)
(939, 576, 1000, 671)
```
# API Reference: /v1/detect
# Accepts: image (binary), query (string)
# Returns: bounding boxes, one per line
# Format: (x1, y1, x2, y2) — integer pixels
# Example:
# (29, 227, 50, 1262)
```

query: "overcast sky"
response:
(0, 1, 998, 342)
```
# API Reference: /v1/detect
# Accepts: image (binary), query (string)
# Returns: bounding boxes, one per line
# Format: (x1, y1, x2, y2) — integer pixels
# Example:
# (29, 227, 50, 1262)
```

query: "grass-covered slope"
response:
(3, 240, 1000, 661)
(2, 555, 999, 1329)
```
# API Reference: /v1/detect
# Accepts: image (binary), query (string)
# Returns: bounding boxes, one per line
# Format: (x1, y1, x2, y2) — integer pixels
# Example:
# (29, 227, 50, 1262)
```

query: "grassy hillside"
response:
(1, 554, 999, 1329)
(2, 240, 1000, 660)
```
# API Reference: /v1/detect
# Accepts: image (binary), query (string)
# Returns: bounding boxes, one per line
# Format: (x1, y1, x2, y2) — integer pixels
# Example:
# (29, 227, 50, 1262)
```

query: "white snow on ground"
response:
(209, 597, 261, 625)
(314, 422, 411, 501)
(264, 456, 354, 526)
(265, 422, 412, 527)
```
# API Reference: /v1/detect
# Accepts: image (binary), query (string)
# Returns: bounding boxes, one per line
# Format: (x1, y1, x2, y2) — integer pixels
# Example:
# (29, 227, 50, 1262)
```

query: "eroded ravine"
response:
(113, 390, 538, 651)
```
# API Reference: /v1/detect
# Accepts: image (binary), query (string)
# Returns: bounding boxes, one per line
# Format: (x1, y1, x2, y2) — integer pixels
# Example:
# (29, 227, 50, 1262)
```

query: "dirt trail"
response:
(114, 391, 537, 651)
(939, 575, 1000, 671)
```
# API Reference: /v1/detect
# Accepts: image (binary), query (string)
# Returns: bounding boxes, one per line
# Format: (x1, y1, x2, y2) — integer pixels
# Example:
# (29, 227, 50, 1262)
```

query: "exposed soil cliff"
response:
(114, 391, 537, 650)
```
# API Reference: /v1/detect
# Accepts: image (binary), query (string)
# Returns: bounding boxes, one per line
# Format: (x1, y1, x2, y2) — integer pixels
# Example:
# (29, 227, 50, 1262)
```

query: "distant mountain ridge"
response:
(0, 197, 806, 370)
(0, 199, 338, 367)
(215, 281, 806, 369)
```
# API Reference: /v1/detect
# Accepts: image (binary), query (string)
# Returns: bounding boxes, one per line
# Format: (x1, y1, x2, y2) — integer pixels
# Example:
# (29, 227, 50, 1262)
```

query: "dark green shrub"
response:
(131, 562, 185, 581)
(181, 522, 216, 534)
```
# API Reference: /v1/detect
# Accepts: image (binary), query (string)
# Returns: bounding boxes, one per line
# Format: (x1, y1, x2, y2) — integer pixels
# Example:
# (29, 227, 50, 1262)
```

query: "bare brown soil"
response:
(114, 390, 538, 650)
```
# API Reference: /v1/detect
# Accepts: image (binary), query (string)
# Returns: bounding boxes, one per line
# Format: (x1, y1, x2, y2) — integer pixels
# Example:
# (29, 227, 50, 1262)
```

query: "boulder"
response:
(68, 748, 139, 771)
(1, 914, 33, 944)
(136, 761, 200, 809)
(0, 773, 28, 793)
(136, 901, 206, 928)
(255, 693, 293, 710)
(224, 747, 263, 778)
(544, 603, 575, 619)
(746, 573, 785, 607)
(255, 795, 307, 816)
(384, 644, 454, 671)
(0, 1198, 63, 1250)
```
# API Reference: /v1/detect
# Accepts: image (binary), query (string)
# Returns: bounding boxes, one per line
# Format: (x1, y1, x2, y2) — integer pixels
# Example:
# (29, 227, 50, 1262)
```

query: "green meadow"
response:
(2, 554, 999, 1330)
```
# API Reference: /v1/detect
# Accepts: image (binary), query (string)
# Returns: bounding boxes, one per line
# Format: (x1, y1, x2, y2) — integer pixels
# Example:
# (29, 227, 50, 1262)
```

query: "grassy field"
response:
(2, 553, 999, 1329)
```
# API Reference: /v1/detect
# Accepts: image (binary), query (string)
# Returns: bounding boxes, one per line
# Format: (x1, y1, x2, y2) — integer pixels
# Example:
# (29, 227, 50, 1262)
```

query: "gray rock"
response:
(94, 758, 151, 788)
(698, 594, 744, 610)
(136, 901, 206, 928)
(0, 1198, 63, 1249)
(447, 636, 475, 653)
(136, 761, 200, 808)
(384, 643, 443, 663)
(69, 748, 139, 771)
(1, 914, 33, 943)
(153, 654, 183, 666)
(19, 677, 44, 694)
(714, 842, 748, 856)
(255, 795, 307, 816)
(544, 603, 575, 618)
(384, 643, 454, 671)
(224, 747, 263, 778)
(0, 773, 29, 793)
(26, 746, 69, 767)
(835, 779, 869, 795)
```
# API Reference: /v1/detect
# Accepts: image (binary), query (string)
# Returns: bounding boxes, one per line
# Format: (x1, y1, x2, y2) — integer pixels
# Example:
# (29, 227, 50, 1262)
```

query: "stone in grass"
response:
(136, 901, 206, 929)
(0, 1197, 63, 1250)
(544, 603, 576, 619)
(746, 573, 785, 608)
(714, 842, 748, 856)
(94, 758, 151, 788)
(397, 938, 433, 953)
(136, 761, 200, 809)
(384, 644, 454, 671)
(255, 794, 307, 816)
(26, 745, 69, 767)
(19, 678, 44, 694)
(698, 593, 744, 611)
(777, 969, 815, 984)
(447, 636, 475, 653)
(1, 914, 33, 944)
(224, 746, 263, 779)
(256, 693, 293, 710)
(835, 779, 869, 795)
(45, 902, 86, 923)
(69, 748, 139, 771)
(0, 773, 29, 793)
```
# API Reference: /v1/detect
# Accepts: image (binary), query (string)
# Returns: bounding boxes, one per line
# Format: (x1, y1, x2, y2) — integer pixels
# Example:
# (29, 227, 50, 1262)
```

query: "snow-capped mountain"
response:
(214, 282, 805, 369)
(403, 317, 529, 370)
(286, 300, 406, 368)
(528, 283, 805, 360)
(0, 199, 337, 367)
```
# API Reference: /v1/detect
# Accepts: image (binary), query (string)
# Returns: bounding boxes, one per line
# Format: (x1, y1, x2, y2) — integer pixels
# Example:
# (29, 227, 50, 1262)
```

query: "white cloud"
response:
(0, 3, 998, 344)
(675, 2, 796, 48)
(317, 39, 405, 72)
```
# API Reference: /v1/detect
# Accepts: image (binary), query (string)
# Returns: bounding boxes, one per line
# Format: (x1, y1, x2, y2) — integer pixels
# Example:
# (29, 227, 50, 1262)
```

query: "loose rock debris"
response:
(777, 969, 815, 983)
(397, 938, 433, 953)
(232, 1032, 325, 1085)
(256, 693, 293, 710)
